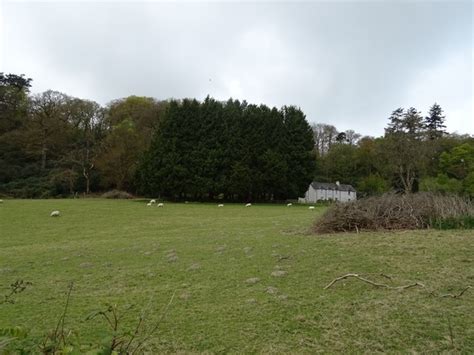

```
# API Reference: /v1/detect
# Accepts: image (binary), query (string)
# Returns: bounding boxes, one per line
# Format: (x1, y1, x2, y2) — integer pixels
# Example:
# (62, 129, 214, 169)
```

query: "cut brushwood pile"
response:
(313, 192, 474, 233)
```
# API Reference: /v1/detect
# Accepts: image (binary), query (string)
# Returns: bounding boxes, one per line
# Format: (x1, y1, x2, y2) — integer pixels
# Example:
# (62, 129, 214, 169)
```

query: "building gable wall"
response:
(301, 184, 356, 203)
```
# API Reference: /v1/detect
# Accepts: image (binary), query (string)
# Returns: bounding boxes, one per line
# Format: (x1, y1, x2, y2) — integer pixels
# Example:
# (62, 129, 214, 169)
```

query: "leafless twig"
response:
(324, 273, 424, 290)
(325, 274, 472, 302)
(440, 286, 472, 299)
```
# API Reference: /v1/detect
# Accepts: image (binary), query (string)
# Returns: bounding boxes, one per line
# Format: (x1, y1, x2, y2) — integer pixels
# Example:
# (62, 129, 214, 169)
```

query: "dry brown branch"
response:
(313, 192, 474, 233)
(324, 273, 424, 290)
(440, 286, 472, 299)
(325, 274, 472, 301)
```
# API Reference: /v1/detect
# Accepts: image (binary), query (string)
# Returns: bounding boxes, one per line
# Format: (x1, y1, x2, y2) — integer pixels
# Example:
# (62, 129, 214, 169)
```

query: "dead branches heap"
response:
(313, 192, 474, 233)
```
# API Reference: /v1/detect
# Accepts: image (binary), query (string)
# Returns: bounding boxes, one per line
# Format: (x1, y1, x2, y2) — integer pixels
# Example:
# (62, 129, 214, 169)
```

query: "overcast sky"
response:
(1, 0, 472, 136)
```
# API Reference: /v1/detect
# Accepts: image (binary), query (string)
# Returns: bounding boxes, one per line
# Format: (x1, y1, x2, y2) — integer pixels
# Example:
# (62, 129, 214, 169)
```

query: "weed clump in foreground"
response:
(101, 190, 133, 199)
(313, 192, 474, 233)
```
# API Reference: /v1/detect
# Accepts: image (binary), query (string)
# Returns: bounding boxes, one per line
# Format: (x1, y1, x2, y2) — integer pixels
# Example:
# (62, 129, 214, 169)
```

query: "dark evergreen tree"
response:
(281, 106, 316, 198)
(0, 73, 32, 134)
(424, 103, 446, 140)
(385, 107, 404, 135)
(138, 99, 315, 201)
(0, 73, 32, 186)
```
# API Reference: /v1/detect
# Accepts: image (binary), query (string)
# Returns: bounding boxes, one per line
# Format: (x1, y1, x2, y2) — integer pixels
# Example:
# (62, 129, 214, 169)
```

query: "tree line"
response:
(1, 73, 473, 200)
(0, 73, 315, 200)
(0, 73, 167, 197)
(313, 106, 474, 197)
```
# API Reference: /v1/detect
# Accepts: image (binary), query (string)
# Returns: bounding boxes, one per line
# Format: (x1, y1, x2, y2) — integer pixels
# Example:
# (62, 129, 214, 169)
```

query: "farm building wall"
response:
(299, 185, 356, 203)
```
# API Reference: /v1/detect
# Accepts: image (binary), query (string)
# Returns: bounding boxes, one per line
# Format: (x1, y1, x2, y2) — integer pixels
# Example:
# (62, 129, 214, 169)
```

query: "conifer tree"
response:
(281, 106, 316, 198)
(385, 107, 405, 135)
(424, 103, 446, 140)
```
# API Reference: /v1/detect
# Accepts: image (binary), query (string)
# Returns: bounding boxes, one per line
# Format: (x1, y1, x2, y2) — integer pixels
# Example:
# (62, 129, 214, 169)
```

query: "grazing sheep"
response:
(308, 206, 315, 210)
(50, 210, 60, 217)
(245, 203, 252, 207)
(218, 204, 224, 207)
(150, 199, 156, 204)
(287, 203, 292, 207)
(146, 202, 152, 207)
(0, 199, 3, 203)
(157, 203, 164, 207)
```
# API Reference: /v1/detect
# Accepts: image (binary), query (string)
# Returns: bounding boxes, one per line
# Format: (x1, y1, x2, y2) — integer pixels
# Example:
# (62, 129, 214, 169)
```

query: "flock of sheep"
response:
(144, 200, 316, 209)
(146, 199, 164, 207)
(0, 199, 315, 217)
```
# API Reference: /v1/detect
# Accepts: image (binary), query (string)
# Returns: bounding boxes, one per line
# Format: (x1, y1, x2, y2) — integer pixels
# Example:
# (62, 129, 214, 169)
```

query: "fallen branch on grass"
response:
(325, 274, 472, 300)
(440, 286, 472, 299)
(324, 273, 425, 290)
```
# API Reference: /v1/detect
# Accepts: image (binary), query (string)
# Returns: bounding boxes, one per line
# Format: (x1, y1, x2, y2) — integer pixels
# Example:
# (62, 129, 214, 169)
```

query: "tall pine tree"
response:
(385, 107, 405, 135)
(424, 103, 446, 140)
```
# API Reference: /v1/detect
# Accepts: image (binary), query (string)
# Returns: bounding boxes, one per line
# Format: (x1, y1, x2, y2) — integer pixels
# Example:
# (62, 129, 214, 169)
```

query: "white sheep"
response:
(287, 203, 292, 207)
(245, 203, 252, 207)
(308, 206, 315, 210)
(218, 204, 224, 207)
(146, 202, 152, 207)
(0, 199, 3, 203)
(50, 210, 60, 217)
(150, 199, 156, 204)
(157, 203, 164, 207)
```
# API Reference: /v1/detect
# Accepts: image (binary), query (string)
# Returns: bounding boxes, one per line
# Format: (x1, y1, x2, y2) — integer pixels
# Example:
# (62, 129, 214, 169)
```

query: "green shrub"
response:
(356, 174, 389, 197)
(463, 171, 474, 197)
(0, 176, 54, 198)
(433, 216, 474, 230)
(420, 174, 462, 194)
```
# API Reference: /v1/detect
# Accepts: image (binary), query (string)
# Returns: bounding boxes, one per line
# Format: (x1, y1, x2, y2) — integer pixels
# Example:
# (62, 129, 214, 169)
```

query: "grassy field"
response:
(1, 199, 473, 353)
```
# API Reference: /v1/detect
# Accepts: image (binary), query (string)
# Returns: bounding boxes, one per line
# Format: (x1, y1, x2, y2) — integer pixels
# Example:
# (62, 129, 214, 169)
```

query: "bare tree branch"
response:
(441, 286, 472, 299)
(324, 273, 424, 290)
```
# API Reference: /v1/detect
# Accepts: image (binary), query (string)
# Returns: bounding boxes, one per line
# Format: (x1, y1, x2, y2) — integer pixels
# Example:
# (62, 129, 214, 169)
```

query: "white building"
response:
(299, 181, 356, 203)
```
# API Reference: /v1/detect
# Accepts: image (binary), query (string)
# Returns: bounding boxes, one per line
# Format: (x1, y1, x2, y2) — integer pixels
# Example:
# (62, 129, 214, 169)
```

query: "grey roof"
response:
(311, 182, 356, 192)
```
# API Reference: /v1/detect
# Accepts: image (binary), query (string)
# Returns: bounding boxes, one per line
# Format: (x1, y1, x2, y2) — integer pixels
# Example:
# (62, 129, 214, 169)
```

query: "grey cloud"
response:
(3, 1, 472, 135)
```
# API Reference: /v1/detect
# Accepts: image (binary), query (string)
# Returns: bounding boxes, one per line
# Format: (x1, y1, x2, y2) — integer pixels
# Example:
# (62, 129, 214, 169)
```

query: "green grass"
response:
(0, 199, 473, 353)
